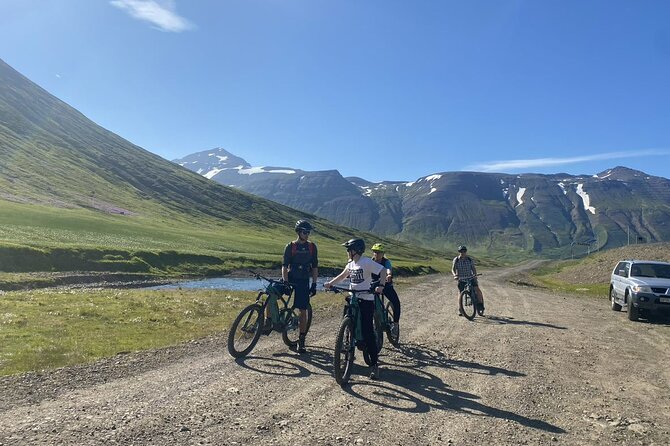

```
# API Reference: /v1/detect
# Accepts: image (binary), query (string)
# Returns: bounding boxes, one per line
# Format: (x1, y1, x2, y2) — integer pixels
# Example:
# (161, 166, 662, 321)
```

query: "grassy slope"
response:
(526, 242, 670, 297)
(0, 58, 451, 279)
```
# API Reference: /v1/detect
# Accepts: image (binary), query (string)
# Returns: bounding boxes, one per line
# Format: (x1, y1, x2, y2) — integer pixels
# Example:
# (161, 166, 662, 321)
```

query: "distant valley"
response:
(175, 148, 670, 257)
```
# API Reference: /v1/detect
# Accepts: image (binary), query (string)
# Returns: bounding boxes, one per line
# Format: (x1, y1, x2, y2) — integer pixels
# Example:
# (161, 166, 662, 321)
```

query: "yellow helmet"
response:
(371, 243, 385, 252)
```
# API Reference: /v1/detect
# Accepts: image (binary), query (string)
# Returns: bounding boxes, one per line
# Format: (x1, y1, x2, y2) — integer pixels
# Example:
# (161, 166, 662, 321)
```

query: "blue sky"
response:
(1, 0, 669, 182)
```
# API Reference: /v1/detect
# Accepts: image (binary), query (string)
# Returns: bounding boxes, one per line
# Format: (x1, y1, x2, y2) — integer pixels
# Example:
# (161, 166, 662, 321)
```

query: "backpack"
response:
(291, 241, 315, 257)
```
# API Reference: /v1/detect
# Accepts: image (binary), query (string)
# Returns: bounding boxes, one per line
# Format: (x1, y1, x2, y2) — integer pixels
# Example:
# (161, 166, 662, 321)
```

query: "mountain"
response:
(0, 58, 445, 275)
(176, 149, 670, 257)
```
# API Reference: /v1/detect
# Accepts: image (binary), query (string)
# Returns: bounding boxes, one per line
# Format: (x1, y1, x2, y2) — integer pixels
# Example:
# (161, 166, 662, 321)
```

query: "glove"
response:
(279, 279, 291, 296)
(309, 282, 317, 297)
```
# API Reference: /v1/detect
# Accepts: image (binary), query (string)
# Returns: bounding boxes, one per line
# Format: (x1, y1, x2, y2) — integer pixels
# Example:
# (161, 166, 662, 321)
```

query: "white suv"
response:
(610, 260, 670, 321)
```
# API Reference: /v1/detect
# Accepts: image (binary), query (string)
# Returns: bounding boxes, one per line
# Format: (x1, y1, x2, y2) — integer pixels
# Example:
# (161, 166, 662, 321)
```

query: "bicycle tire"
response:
(281, 303, 313, 348)
(227, 304, 263, 358)
(459, 289, 477, 320)
(385, 301, 400, 347)
(363, 347, 373, 366)
(333, 317, 355, 386)
(373, 310, 384, 352)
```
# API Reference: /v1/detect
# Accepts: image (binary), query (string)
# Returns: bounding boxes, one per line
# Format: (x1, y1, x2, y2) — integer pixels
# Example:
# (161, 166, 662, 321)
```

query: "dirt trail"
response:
(1, 264, 669, 445)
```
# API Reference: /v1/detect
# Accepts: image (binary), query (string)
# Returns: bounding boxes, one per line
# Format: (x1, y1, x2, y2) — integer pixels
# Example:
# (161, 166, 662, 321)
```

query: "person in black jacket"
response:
(279, 220, 318, 353)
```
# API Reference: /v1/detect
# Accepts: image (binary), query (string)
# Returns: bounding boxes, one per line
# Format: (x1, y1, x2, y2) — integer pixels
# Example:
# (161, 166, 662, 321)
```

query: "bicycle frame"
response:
(251, 273, 295, 328)
(328, 285, 369, 342)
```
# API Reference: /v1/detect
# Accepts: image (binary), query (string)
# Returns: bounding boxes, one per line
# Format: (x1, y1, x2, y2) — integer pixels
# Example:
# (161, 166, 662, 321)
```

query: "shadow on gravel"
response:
(342, 343, 565, 434)
(391, 343, 525, 377)
(481, 315, 567, 330)
(233, 346, 337, 378)
(274, 346, 336, 377)
(234, 356, 312, 378)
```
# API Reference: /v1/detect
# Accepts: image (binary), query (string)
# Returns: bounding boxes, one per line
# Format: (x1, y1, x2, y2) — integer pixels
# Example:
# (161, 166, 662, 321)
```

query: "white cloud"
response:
(468, 149, 670, 173)
(110, 0, 194, 32)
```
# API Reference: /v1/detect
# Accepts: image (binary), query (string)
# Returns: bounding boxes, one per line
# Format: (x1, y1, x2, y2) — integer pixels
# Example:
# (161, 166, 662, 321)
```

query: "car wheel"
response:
(626, 292, 639, 321)
(610, 287, 621, 311)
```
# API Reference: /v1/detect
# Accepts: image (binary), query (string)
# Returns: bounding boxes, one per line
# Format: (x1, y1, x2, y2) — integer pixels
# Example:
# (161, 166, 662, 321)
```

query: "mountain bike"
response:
(377, 290, 400, 347)
(458, 274, 484, 321)
(326, 285, 381, 386)
(369, 282, 399, 350)
(226, 272, 313, 358)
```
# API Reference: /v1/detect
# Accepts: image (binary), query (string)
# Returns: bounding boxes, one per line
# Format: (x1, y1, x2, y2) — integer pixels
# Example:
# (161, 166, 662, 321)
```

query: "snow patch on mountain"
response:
(516, 187, 526, 207)
(576, 183, 596, 214)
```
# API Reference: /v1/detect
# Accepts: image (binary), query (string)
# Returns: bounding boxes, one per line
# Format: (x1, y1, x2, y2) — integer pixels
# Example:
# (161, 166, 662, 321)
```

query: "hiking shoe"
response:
(369, 364, 379, 380)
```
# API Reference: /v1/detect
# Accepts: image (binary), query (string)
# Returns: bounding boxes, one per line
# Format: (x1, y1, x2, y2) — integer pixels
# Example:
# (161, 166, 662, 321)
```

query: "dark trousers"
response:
(359, 299, 378, 367)
(383, 284, 401, 323)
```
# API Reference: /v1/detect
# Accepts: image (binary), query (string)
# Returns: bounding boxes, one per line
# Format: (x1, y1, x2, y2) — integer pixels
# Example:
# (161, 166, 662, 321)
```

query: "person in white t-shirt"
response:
(324, 238, 386, 380)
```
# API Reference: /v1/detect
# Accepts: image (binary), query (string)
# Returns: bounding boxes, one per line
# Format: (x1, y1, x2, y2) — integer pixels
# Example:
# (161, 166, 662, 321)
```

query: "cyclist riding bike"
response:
(371, 243, 401, 337)
(264, 219, 318, 353)
(324, 238, 386, 380)
(452, 245, 485, 316)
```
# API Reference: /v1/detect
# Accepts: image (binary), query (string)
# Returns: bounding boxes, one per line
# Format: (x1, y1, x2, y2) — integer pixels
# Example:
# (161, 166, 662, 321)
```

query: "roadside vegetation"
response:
(524, 242, 670, 297)
(0, 278, 420, 376)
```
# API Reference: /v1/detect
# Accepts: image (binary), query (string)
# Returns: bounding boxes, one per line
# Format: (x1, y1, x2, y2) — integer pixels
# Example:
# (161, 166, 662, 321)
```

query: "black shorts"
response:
(291, 278, 310, 310)
(457, 278, 479, 292)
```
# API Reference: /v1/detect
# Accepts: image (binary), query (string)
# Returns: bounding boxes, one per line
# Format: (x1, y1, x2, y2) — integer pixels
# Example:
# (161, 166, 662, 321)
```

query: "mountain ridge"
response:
(175, 148, 670, 257)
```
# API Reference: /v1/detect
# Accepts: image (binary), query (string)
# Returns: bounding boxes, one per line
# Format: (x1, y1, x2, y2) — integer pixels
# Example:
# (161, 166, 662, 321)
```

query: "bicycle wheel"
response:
(373, 310, 384, 352)
(333, 317, 355, 386)
(227, 304, 263, 358)
(281, 307, 300, 348)
(385, 301, 400, 347)
(305, 303, 313, 334)
(281, 303, 313, 348)
(459, 289, 477, 320)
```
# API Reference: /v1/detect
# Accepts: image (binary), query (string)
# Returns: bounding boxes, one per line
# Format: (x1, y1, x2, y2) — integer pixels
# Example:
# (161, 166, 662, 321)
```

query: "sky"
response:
(1, 0, 669, 183)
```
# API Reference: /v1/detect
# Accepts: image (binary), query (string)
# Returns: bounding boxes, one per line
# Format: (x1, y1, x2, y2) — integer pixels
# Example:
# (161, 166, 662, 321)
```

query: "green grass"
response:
(530, 276, 609, 297)
(0, 278, 424, 376)
(0, 288, 253, 375)
(525, 259, 609, 297)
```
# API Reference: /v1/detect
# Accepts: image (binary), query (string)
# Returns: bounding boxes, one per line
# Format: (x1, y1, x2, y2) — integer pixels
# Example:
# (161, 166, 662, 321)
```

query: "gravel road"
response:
(1, 265, 669, 445)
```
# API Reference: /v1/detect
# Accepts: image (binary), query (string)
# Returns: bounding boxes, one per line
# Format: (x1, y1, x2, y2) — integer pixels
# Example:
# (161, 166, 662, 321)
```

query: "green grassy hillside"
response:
(0, 58, 450, 280)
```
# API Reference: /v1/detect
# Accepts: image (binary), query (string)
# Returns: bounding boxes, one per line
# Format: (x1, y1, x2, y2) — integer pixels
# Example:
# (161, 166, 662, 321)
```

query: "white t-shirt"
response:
(344, 256, 384, 301)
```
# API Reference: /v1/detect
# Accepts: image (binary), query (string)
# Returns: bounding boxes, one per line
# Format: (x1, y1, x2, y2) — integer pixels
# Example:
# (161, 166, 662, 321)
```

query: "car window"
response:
(615, 262, 627, 276)
(622, 263, 630, 277)
(630, 263, 670, 278)
(653, 264, 670, 279)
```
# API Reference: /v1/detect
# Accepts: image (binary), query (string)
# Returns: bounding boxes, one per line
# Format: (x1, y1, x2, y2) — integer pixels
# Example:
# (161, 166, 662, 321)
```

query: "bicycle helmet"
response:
(295, 219, 313, 233)
(371, 243, 385, 252)
(458, 245, 467, 252)
(342, 238, 365, 255)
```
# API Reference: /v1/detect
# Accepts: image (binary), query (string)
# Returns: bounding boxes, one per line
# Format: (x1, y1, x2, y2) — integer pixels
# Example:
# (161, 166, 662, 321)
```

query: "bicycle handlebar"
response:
(323, 284, 378, 295)
(248, 270, 294, 290)
(455, 273, 482, 282)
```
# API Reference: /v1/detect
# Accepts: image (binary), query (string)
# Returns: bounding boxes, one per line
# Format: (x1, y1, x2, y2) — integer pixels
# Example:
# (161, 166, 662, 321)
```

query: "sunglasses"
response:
(300, 230, 311, 235)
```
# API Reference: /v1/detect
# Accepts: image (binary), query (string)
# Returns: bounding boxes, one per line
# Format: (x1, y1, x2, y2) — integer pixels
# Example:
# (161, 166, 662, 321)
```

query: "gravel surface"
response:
(1, 264, 669, 445)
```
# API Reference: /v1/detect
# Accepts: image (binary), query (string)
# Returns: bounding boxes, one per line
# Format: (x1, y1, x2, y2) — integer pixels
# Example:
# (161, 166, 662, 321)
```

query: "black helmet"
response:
(458, 245, 467, 252)
(342, 238, 365, 254)
(295, 219, 313, 233)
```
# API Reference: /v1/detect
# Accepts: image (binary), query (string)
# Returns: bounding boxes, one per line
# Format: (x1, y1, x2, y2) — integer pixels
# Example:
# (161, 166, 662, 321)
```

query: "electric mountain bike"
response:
(327, 285, 380, 386)
(226, 272, 313, 358)
(458, 274, 484, 321)
(377, 289, 400, 347)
